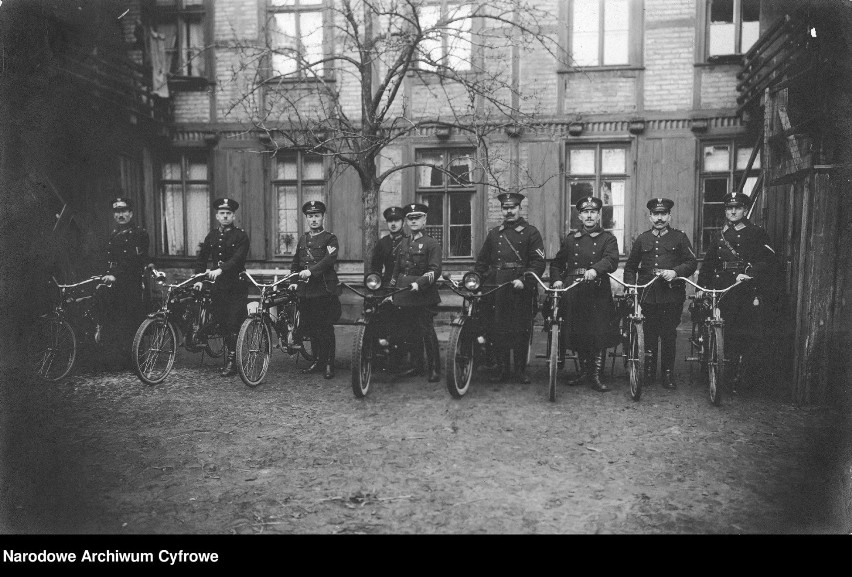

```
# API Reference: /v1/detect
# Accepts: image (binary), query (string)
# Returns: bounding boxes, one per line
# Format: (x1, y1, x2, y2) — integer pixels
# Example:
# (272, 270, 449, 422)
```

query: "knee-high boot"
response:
(589, 349, 609, 392)
(567, 349, 589, 386)
(425, 327, 440, 383)
(324, 332, 336, 379)
(514, 332, 531, 384)
(490, 334, 511, 383)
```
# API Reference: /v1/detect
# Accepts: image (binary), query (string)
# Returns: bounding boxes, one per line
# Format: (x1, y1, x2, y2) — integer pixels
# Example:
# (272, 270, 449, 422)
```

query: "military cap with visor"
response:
(111, 197, 133, 211)
(383, 206, 405, 221)
(214, 197, 240, 212)
(302, 200, 327, 214)
(496, 192, 525, 207)
(723, 192, 751, 208)
(403, 203, 429, 217)
(575, 196, 603, 212)
(646, 197, 674, 213)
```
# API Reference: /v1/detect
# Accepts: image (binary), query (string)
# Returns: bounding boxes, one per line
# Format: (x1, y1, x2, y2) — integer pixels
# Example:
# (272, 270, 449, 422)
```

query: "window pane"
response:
(704, 178, 729, 203)
(449, 152, 474, 186)
(447, 5, 472, 71)
(277, 185, 298, 254)
(162, 162, 181, 180)
(742, 176, 759, 197)
(188, 161, 207, 181)
(186, 184, 209, 256)
(276, 157, 298, 180)
(569, 180, 595, 205)
(572, 0, 600, 66)
(270, 13, 298, 76)
(419, 5, 442, 70)
(450, 226, 472, 257)
(270, 0, 297, 5)
(573, 0, 600, 32)
(420, 193, 444, 225)
(301, 11, 324, 77)
(449, 193, 472, 224)
(572, 32, 599, 67)
(703, 204, 726, 230)
(603, 179, 625, 207)
(703, 144, 731, 172)
(736, 146, 761, 170)
(302, 185, 324, 205)
(702, 227, 721, 251)
(298, 0, 323, 5)
(569, 149, 595, 175)
(601, 148, 626, 174)
(161, 184, 185, 255)
(742, 0, 760, 51)
(416, 150, 445, 187)
(603, 0, 629, 65)
(186, 19, 205, 76)
(602, 206, 615, 230)
(709, 0, 735, 56)
(303, 156, 324, 180)
(610, 228, 624, 252)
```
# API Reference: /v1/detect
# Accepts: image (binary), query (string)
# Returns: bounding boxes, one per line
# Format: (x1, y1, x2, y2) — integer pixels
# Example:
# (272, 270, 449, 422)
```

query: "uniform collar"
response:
(411, 231, 423, 241)
(722, 218, 748, 233)
(651, 226, 670, 237)
(308, 227, 325, 236)
(218, 224, 234, 233)
(389, 231, 404, 240)
(499, 217, 526, 232)
(574, 223, 603, 238)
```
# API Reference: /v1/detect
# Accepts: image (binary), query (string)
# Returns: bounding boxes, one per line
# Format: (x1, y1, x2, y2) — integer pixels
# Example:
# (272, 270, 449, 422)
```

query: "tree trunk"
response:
(361, 176, 380, 277)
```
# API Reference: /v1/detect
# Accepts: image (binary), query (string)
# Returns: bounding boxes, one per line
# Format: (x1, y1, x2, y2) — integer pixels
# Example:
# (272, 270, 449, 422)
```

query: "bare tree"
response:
(222, 0, 564, 272)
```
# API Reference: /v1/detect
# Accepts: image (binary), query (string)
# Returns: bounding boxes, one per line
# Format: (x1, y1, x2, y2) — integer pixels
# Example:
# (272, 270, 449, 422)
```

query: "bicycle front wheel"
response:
(351, 323, 373, 398)
(133, 318, 177, 385)
(236, 317, 271, 388)
(628, 322, 644, 401)
(548, 324, 559, 402)
(708, 325, 724, 406)
(446, 323, 474, 399)
(28, 316, 77, 382)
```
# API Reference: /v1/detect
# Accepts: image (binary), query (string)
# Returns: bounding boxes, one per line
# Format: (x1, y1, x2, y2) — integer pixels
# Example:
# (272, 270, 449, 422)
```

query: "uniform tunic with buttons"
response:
(194, 225, 250, 344)
(623, 226, 697, 304)
(290, 229, 342, 325)
(697, 218, 776, 347)
(474, 218, 545, 333)
(550, 227, 620, 350)
(103, 223, 153, 355)
(390, 231, 442, 308)
(370, 232, 407, 286)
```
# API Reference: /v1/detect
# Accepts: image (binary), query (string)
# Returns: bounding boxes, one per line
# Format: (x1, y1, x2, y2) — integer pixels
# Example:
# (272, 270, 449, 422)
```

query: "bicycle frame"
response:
(242, 271, 301, 351)
(50, 276, 113, 343)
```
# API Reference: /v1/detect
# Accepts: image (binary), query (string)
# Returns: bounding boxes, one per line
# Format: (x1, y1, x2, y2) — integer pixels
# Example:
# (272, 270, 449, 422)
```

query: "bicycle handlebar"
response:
(241, 270, 298, 289)
(443, 278, 516, 298)
(54, 275, 110, 290)
(340, 282, 413, 300)
(675, 277, 747, 296)
(607, 273, 661, 291)
(524, 271, 583, 293)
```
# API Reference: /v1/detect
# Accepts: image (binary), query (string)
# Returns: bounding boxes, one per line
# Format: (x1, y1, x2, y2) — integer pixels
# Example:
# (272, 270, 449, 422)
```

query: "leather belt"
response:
(499, 262, 522, 269)
(722, 261, 745, 270)
(569, 268, 587, 275)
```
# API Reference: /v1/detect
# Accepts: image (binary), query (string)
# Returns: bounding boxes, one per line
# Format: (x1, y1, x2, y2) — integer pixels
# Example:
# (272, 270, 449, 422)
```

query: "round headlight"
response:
(365, 273, 382, 291)
(462, 272, 481, 291)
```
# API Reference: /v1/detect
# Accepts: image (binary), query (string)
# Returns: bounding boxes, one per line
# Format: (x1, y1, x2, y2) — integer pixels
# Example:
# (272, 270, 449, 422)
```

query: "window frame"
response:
(702, 0, 761, 62)
(265, 0, 330, 81)
(157, 150, 211, 258)
(564, 0, 642, 70)
(414, 146, 478, 260)
(413, 0, 475, 73)
(696, 139, 761, 255)
(564, 142, 631, 255)
(148, 0, 212, 86)
(271, 150, 328, 257)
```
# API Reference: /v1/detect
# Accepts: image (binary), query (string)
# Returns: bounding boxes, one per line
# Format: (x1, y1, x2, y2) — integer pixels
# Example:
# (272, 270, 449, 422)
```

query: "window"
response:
(267, 0, 326, 78)
(570, 0, 630, 67)
(159, 154, 210, 256)
(274, 152, 326, 255)
(416, 148, 476, 258)
(706, 0, 760, 58)
(698, 142, 761, 253)
(418, 1, 472, 71)
(566, 145, 628, 252)
(151, 0, 207, 78)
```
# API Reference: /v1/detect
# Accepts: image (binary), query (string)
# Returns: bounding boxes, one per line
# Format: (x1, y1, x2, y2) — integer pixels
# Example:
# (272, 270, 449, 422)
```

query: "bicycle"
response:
(443, 272, 522, 399)
(131, 269, 227, 385)
(675, 276, 746, 406)
(606, 274, 661, 401)
(341, 273, 415, 398)
(28, 275, 113, 381)
(525, 271, 583, 402)
(235, 271, 315, 388)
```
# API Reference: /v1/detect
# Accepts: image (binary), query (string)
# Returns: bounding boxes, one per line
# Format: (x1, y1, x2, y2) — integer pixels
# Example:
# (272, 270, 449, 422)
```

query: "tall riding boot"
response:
(425, 329, 441, 383)
(566, 350, 589, 386)
(490, 337, 510, 383)
(400, 340, 425, 378)
(220, 351, 238, 377)
(644, 349, 657, 386)
(589, 349, 609, 392)
(302, 336, 325, 374)
(514, 333, 531, 384)
(324, 333, 336, 379)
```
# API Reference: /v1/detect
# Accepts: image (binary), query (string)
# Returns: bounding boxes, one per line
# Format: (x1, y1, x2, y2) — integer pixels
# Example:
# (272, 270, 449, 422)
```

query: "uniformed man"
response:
(194, 198, 250, 377)
(473, 192, 545, 384)
(697, 191, 776, 384)
(288, 200, 341, 379)
(623, 198, 698, 389)
(550, 196, 620, 392)
(101, 197, 153, 368)
(389, 203, 442, 383)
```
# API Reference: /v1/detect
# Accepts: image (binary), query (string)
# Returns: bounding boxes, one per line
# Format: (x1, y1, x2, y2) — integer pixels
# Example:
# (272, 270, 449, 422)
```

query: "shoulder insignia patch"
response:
(327, 245, 336, 254)
(535, 248, 545, 258)
(590, 231, 601, 238)
(515, 225, 525, 232)
(734, 223, 746, 231)
(574, 231, 582, 238)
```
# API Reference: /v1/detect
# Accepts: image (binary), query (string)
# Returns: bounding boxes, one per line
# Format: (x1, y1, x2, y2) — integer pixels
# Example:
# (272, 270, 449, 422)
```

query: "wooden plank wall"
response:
(214, 148, 266, 260)
(328, 163, 364, 261)
(525, 141, 563, 263)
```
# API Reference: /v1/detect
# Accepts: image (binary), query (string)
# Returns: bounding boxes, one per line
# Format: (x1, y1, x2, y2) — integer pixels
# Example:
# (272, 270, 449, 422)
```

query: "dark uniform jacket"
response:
(623, 226, 698, 304)
(370, 232, 407, 285)
(194, 225, 249, 287)
(290, 229, 340, 300)
(697, 218, 776, 291)
(550, 227, 620, 350)
(107, 223, 152, 287)
(474, 218, 546, 330)
(390, 231, 442, 308)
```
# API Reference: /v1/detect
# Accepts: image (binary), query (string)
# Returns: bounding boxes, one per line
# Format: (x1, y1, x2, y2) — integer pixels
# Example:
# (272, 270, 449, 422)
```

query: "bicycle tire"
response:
(236, 317, 271, 388)
(133, 318, 177, 385)
(628, 322, 644, 401)
(29, 316, 77, 382)
(446, 323, 474, 399)
(351, 323, 373, 398)
(548, 324, 559, 402)
(708, 325, 724, 406)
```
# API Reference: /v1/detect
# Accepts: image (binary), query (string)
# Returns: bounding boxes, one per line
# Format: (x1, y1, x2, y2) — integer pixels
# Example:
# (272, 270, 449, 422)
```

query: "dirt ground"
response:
(1, 325, 849, 534)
